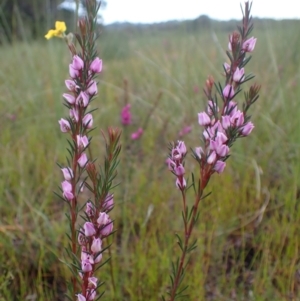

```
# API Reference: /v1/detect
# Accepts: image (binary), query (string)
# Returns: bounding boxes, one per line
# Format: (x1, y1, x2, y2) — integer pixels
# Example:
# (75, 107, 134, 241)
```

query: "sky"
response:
(99, 0, 300, 24)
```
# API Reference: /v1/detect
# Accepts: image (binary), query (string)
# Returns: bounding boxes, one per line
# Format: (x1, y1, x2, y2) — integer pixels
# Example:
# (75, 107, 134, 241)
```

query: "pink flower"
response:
(178, 125, 192, 137)
(90, 57, 102, 73)
(70, 108, 79, 123)
(77, 294, 86, 301)
(87, 81, 98, 95)
(83, 222, 96, 237)
(242, 37, 257, 52)
(72, 55, 84, 70)
(121, 104, 131, 125)
(97, 212, 109, 227)
(207, 151, 217, 164)
(63, 93, 76, 105)
(231, 110, 244, 127)
(88, 277, 98, 288)
(77, 135, 89, 148)
(87, 289, 96, 301)
(62, 180, 74, 201)
(240, 121, 254, 136)
(224, 62, 230, 73)
(198, 112, 211, 126)
(94, 252, 102, 263)
(207, 100, 219, 116)
(223, 84, 235, 99)
(81, 259, 93, 272)
(100, 219, 113, 236)
(61, 167, 73, 181)
(91, 237, 102, 253)
(233, 67, 245, 83)
(69, 64, 79, 78)
(194, 147, 203, 159)
(58, 118, 71, 132)
(174, 164, 185, 177)
(103, 194, 114, 211)
(83, 113, 93, 129)
(131, 128, 143, 140)
(76, 91, 90, 107)
(214, 160, 226, 173)
(65, 79, 77, 91)
(78, 153, 88, 168)
(86, 202, 95, 217)
(221, 115, 231, 129)
(176, 177, 186, 190)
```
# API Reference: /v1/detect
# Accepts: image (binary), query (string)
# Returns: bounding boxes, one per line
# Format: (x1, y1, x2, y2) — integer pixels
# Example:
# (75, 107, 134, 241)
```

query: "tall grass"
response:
(1, 17, 300, 300)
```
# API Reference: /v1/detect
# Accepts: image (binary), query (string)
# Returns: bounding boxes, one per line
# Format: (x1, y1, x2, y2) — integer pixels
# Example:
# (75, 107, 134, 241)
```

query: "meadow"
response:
(1, 15, 300, 301)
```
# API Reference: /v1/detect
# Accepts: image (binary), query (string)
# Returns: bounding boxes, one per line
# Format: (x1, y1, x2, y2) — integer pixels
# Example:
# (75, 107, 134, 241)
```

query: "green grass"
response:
(1, 18, 300, 301)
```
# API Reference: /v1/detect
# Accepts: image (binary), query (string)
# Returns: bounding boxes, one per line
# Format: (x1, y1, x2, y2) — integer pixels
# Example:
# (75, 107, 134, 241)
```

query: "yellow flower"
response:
(45, 21, 67, 39)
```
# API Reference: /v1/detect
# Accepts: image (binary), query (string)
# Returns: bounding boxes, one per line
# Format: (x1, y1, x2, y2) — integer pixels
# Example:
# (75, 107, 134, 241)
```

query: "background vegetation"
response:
(0, 11, 300, 301)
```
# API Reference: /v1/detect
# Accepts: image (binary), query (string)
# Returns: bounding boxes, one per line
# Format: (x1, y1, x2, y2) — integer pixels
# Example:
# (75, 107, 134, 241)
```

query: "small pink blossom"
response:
(69, 64, 79, 78)
(223, 84, 235, 99)
(83, 222, 96, 237)
(76, 91, 90, 107)
(214, 160, 226, 173)
(242, 37, 257, 52)
(65, 79, 77, 91)
(231, 110, 244, 127)
(207, 100, 219, 116)
(178, 125, 192, 137)
(174, 165, 185, 177)
(81, 259, 93, 272)
(86, 202, 95, 217)
(233, 67, 245, 83)
(194, 147, 203, 159)
(83, 113, 93, 129)
(240, 121, 254, 136)
(87, 290, 96, 301)
(77, 294, 86, 301)
(224, 62, 231, 73)
(63, 93, 76, 105)
(70, 108, 79, 123)
(58, 118, 71, 132)
(81, 252, 94, 264)
(121, 104, 131, 125)
(176, 177, 186, 190)
(166, 158, 175, 170)
(72, 55, 84, 70)
(91, 237, 102, 253)
(61, 167, 73, 181)
(88, 277, 98, 288)
(103, 194, 114, 211)
(97, 212, 109, 227)
(94, 252, 102, 263)
(62, 180, 74, 201)
(90, 57, 102, 73)
(77, 135, 89, 148)
(87, 81, 98, 95)
(100, 219, 113, 236)
(78, 153, 88, 168)
(198, 112, 211, 126)
(131, 128, 143, 140)
(207, 151, 217, 164)
(221, 115, 231, 129)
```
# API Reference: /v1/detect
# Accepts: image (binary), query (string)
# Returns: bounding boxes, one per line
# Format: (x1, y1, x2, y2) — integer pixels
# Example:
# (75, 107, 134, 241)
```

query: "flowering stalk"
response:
(47, 1, 121, 300)
(165, 2, 259, 300)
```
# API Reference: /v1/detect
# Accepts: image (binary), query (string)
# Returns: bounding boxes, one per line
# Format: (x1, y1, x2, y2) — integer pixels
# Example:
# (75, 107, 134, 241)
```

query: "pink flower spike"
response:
(241, 121, 254, 136)
(233, 67, 245, 83)
(61, 167, 73, 181)
(77, 294, 86, 301)
(131, 128, 143, 140)
(81, 259, 93, 272)
(91, 237, 102, 253)
(214, 160, 226, 174)
(58, 118, 71, 133)
(87, 80, 98, 95)
(63, 93, 76, 105)
(242, 37, 257, 52)
(83, 222, 96, 237)
(62, 180, 74, 201)
(83, 113, 93, 129)
(76, 91, 90, 107)
(90, 57, 102, 73)
(72, 55, 84, 70)
(198, 112, 211, 126)
(78, 153, 88, 168)
(223, 84, 235, 99)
